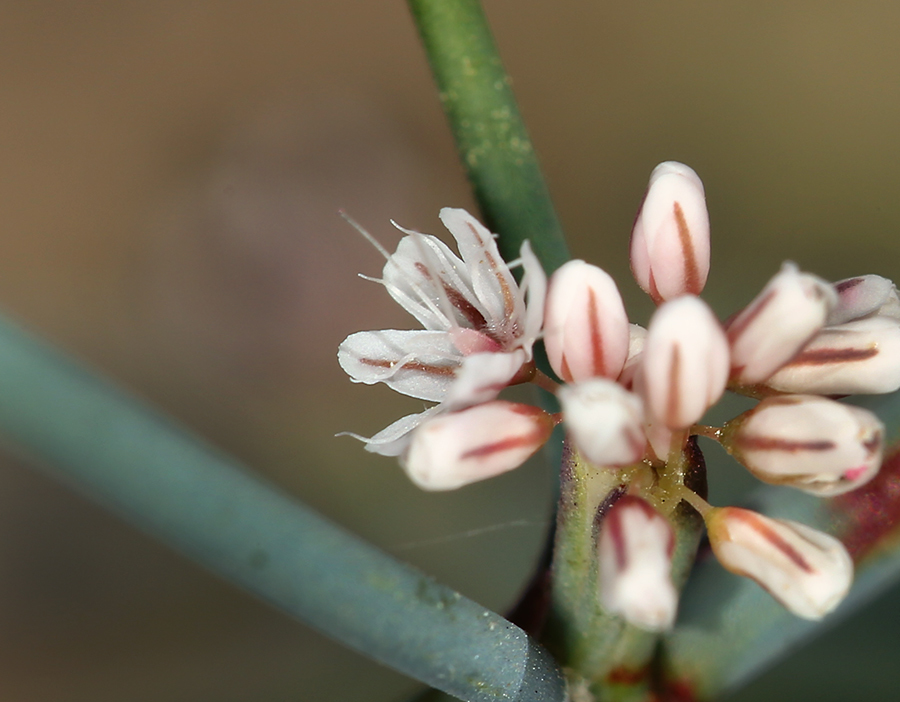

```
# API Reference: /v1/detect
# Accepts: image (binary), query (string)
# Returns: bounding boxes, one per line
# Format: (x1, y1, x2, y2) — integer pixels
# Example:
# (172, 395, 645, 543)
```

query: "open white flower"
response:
(338, 208, 546, 455)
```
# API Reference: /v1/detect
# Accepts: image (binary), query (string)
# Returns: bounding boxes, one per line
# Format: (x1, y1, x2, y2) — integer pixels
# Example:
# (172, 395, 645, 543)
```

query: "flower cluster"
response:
(338, 162, 900, 631)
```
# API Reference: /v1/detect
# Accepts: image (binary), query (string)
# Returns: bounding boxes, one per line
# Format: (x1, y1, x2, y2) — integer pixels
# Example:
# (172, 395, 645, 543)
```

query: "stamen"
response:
(340, 209, 392, 259)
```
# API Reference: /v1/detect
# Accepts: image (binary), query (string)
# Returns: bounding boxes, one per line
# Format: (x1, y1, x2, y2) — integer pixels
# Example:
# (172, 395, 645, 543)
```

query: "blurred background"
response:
(0, 2, 898, 700)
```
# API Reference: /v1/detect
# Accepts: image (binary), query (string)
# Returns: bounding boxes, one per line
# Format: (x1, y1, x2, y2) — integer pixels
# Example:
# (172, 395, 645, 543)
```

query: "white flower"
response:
(723, 395, 884, 496)
(706, 507, 853, 620)
(544, 260, 630, 382)
(630, 162, 711, 303)
(403, 401, 555, 490)
(727, 263, 837, 385)
(765, 315, 900, 395)
(637, 296, 730, 431)
(338, 208, 546, 455)
(597, 495, 678, 631)
(558, 378, 646, 466)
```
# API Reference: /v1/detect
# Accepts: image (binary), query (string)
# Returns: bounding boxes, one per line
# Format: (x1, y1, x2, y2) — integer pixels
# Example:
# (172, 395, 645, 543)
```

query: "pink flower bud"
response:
(402, 401, 554, 490)
(765, 316, 900, 395)
(639, 296, 729, 429)
(723, 395, 884, 496)
(544, 260, 629, 382)
(558, 379, 646, 466)
(727, 263, 837, 385)
(630, 162, 711, 303)
(597, 495, 678, 631)
(705, 507, 853, 620)
(829, 274, 900, 325)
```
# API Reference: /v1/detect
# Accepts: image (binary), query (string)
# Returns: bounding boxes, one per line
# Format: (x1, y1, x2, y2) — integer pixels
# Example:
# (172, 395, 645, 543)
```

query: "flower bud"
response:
(630, 162, 711, 303)
(727, 263, 837, 385)
(597, 495, 678, 631)
(723, 395, 884, 496)
(639, 296, 729, 429)
(402, 401, 554, 490)
(765, 316, 900, 395)
(617, 324, 647, 390)
(558, 379, 646, 466)
(544, 260, 630, 382)
(829, 274, 900, 325)
(705, 507, 853, 620)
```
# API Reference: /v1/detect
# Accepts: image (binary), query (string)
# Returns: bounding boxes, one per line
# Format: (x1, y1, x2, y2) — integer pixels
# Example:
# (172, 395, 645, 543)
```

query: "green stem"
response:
(542, 445, 647, 692)
(407, 0, 570, 273)
(0, 315, 566, 702)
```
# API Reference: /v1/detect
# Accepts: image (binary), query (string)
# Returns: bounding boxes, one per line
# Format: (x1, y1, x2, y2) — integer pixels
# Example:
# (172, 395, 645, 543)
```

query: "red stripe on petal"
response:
(789, 346, 878, 365)
(735, 435, 836, 452)
(730, 510, 814, 573)
(459, 429, 544, 460)
(674, 202, 701, 295)
(587, 287, 607, 377)
(359, 358, 457, 376)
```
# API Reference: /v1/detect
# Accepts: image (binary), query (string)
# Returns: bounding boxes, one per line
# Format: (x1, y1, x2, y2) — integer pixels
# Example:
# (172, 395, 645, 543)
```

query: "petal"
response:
(765, 316, 900, 395)
(383, 231, 488, 331)
(640, 296, 729, 429)
(724, 395, 884, 496)
(439, 208, 519, 331)
(630, 162, 710, 302)
(728, 263, 836, 384)
(337, 329, 462, 401)
(517, 240, 548, 359)
(544, 260, 629, 382)
(706, 508, 853, 620)
(402, 401, 554, 490)
(830, 275, 899, 325)
(558, 379, 646, 466)
(445, 350, 527, 410)
(597, 495, 678, 631)
(338, 406, 443, 457)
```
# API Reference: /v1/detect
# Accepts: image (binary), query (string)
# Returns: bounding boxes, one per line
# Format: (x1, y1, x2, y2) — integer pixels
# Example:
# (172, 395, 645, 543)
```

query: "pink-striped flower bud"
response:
(705, 507, 853, 620)
(558, 379, 646, 466)
(402, 401, 554, 491)
(765, 316, 900, 395)
(544, 260, 630, 382)
(829, 274, 900, 325)
(727, 263, 837, 385)
(630, 162, 711, 303)
(597, 495, 678, 631)
(639, 296, 729, 429)
(723, 395, 884, 496)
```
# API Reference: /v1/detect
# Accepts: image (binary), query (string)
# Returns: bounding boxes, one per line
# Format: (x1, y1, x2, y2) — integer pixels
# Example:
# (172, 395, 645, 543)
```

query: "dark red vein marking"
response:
(460, 430, 542, 460)
(835, 277, 864, 293)
(788, 346, 878, 366)
(359, 358, 456, 376)
(587, 287, 606, 376)
(730, 510, 813, 572)
(735, 436, 836, 452)
(674, 202, 701, 295)
(466, 220, 515, 317)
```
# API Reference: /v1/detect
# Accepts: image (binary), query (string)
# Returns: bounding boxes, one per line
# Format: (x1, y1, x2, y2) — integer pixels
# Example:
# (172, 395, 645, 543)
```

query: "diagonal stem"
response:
(0, 315, 566, 702)
(407, 0, 570, 274)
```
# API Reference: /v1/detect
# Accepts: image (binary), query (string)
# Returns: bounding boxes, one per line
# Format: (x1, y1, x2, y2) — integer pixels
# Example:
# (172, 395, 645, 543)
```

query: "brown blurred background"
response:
(0, 2, 898, 700)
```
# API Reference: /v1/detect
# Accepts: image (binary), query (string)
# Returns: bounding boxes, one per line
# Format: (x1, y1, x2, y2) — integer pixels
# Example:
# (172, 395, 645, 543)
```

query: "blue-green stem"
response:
(0, 315, 566, 702)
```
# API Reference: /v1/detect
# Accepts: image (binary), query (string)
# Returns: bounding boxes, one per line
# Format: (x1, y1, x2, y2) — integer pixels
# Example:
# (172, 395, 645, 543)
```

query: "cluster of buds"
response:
(338, 162, 899, 631)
